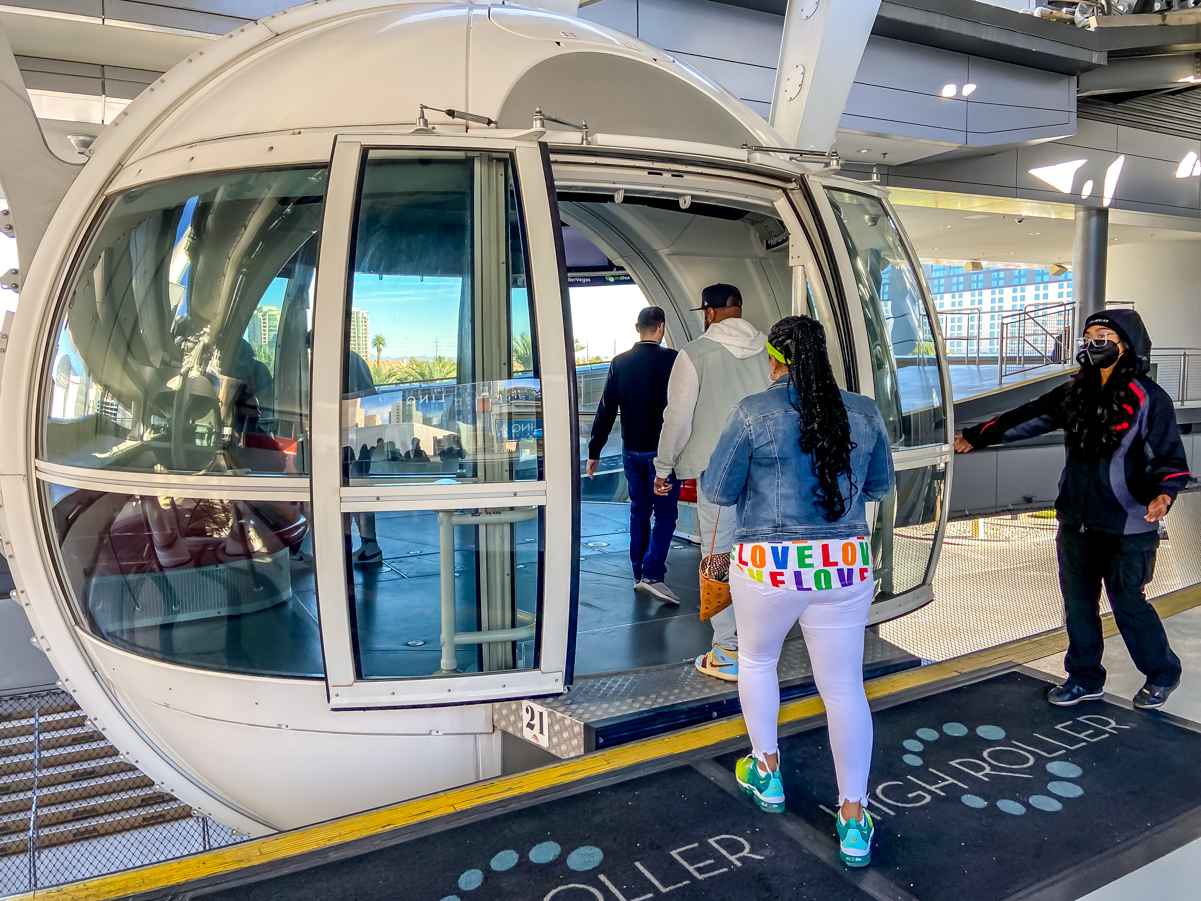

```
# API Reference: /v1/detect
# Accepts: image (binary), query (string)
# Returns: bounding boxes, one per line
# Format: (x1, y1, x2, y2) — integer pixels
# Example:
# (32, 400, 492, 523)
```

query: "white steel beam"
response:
(770, 0, 881, 154)
(0, 26, 80, 277)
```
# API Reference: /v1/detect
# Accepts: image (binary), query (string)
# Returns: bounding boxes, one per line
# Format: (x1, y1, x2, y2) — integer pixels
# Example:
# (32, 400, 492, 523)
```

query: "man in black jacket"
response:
(587, 307, 681, 604)
(957, 309, 1193, 710)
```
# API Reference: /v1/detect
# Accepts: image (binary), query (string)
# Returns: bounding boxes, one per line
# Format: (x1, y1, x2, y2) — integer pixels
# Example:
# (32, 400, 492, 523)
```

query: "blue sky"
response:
(350, 275, 478, 358)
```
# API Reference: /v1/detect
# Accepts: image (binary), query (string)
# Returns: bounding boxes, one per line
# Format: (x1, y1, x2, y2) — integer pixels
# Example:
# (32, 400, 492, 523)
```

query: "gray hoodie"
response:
(654, 318, 771, 481)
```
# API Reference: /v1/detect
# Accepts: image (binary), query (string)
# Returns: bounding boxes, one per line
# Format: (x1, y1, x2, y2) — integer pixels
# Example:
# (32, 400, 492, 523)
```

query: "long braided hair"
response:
(768, 316, 857, 521)
(1061, 350, 1146, 458)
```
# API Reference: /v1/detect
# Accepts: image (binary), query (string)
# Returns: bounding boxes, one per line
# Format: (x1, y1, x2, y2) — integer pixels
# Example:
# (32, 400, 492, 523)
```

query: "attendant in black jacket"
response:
(957, 309, 1193, 710)
(587, 307, 681, 604)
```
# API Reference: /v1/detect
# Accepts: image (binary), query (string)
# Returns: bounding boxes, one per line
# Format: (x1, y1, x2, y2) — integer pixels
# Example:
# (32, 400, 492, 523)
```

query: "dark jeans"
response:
(623, 451, 680, 583)
(1057, 527, 1182, 691)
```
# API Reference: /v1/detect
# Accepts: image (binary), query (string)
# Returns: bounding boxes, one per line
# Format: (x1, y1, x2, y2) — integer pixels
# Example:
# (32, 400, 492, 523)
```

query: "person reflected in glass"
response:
(439, 434, 466, 463)
(409, 437, 429, 462)
(345, 347, 382, 566)
(587, 306, 681, 604)
(956, 310, 1192, 710)
(701, 315, 894, 867)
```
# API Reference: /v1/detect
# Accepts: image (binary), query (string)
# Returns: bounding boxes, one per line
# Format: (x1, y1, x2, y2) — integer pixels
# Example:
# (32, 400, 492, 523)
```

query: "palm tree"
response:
(400, 357, 457, 383)
(372, 334, 386, 366)
(512, 333, 534, 372)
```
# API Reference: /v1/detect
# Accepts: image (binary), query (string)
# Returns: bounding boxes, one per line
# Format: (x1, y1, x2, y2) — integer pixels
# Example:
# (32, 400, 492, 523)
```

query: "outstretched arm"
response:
(957, 383, 1070, 452)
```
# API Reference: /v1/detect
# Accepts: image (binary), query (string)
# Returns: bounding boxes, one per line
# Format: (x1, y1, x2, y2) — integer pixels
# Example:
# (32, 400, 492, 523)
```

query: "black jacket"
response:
(963, 350, 1192, 536)
(588, 342, 678, 458)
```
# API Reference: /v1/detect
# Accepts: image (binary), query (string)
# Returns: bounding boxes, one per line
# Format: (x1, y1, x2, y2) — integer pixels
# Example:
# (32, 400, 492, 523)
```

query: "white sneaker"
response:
(639, 580, 680, 605)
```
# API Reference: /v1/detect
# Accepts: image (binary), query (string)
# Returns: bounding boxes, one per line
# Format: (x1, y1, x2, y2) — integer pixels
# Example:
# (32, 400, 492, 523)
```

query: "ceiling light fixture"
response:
(1177, 151, 1199, 179)
(1102, 155, 1125, 208)
(1028, 159, 1087, 194)
(961, 83, 977, 97)
(940, 84, 958, 98)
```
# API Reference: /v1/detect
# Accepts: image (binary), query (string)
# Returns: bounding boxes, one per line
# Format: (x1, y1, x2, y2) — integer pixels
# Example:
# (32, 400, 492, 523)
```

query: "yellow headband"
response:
(766, 341, 790, 365)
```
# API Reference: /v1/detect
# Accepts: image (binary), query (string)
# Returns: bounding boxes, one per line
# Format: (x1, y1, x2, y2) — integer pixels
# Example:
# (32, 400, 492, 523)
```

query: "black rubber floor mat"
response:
(718, 669, 1201, 901)
(195, 767, 872, 901)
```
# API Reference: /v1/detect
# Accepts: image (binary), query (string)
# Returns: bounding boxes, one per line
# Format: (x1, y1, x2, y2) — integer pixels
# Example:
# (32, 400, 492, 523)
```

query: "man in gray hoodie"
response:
(654, 283, 771, 682)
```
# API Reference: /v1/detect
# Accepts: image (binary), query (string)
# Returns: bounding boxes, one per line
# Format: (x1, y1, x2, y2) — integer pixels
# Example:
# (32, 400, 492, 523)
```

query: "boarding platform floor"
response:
(40, 588, 1201, 901)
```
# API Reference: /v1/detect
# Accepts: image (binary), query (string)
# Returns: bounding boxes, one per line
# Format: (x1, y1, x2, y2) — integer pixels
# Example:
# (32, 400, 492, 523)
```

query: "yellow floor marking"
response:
(16, 584, 1201, 901)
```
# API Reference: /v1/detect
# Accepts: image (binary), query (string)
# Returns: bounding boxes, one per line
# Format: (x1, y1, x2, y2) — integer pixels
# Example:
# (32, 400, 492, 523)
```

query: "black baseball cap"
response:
(692, 283, 742, 311)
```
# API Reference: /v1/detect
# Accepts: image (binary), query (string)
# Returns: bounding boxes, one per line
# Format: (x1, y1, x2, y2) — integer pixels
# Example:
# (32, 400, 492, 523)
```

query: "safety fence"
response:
(996, 301, 1075, 382)
(1152, 348, 1201, 405)
(883, 490, 1201, 661)
(0, 689, 241, 895)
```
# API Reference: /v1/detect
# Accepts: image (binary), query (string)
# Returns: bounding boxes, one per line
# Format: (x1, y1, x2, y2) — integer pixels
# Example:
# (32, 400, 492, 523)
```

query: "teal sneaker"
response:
(836, 809, 874, 868)
(734, 755, 785, 814)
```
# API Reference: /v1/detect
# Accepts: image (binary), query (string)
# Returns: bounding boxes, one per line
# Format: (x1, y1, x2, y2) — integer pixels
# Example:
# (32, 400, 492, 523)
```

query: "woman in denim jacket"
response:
(701, 315, 894, 867)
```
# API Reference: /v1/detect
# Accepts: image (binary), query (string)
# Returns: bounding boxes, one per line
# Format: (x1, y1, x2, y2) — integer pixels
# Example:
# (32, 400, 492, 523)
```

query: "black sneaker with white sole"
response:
(1133, 680, 1179, 710)
(1046, 681, 1105, 706)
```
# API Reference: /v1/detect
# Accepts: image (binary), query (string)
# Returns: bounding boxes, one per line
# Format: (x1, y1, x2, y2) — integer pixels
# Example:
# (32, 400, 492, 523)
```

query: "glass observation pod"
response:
(0, 4, 951, 832)
(32, 138, 951, 707)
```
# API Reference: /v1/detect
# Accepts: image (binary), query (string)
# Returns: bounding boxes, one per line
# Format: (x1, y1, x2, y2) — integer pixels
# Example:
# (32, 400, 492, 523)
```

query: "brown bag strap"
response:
(707, 510, 721, 558)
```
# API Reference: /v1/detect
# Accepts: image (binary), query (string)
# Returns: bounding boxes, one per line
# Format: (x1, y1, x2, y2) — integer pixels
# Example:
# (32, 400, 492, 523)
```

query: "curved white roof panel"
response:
(124, 1, 781, 162)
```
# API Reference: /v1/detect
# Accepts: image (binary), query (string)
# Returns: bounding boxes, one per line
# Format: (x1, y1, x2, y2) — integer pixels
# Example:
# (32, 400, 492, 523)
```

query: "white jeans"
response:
(696, 486, 738, 650)
(730, 543, 874, 806)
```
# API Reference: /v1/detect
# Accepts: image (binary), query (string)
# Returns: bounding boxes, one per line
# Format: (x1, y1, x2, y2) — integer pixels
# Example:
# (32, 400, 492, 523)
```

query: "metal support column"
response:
(1073, 206, 1109, 334)
(771, 0, 882, 153)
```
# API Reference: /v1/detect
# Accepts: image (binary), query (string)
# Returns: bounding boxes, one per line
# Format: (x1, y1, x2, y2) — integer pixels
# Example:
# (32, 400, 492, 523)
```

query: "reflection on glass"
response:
(874, 464, 945, 600)
(345, 508, 541, 679)
(341, 153, 542, 485)
(923, 260, 1074, 401)
(45, 484, 321, 677)
(826, 190, 945, 448)
(44, 168, 326, 475)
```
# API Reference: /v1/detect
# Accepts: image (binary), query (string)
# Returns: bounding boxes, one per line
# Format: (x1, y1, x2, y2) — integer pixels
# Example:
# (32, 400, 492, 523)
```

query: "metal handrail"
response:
(1151, 347, 1201, 405)
(997, 301, 1074, 382)
(936, 308, 984, 368)
(438, 508, 539, 672)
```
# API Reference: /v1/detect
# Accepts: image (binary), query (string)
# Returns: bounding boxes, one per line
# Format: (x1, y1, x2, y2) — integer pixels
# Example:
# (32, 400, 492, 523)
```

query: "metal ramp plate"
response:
(494, 631, 918, 758)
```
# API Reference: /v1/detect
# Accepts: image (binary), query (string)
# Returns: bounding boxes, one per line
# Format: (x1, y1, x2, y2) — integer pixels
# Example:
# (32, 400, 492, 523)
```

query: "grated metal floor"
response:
(883, 491, 1201, 662)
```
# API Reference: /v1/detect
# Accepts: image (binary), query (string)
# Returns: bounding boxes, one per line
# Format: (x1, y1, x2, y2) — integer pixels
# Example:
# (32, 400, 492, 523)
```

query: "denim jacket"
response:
(700, 380, 895, 543)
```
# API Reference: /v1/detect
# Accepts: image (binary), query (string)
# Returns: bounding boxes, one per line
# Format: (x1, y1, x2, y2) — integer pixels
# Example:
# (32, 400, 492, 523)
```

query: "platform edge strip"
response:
(13, 583, 1201, 901)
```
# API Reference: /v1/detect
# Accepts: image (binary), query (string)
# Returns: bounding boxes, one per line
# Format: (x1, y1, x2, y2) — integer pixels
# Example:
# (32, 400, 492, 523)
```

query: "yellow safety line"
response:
(15, 585, 1201, 901)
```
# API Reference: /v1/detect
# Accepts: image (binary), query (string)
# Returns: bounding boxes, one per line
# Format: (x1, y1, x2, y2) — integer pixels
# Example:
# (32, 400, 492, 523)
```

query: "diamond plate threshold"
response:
(495, 632, 919, 759)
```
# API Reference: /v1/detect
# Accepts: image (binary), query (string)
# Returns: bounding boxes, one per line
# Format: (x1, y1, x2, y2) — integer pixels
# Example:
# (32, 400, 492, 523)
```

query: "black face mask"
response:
(1076, 338, 1121, 370)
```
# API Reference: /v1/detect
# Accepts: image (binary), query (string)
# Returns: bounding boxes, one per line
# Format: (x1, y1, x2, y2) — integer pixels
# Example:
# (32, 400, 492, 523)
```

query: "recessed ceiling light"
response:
(962, 83, 977, 97)
(1029, 232, 1041, 237)
(941, 84, 958, 98)
(859, 148, 871, 154)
